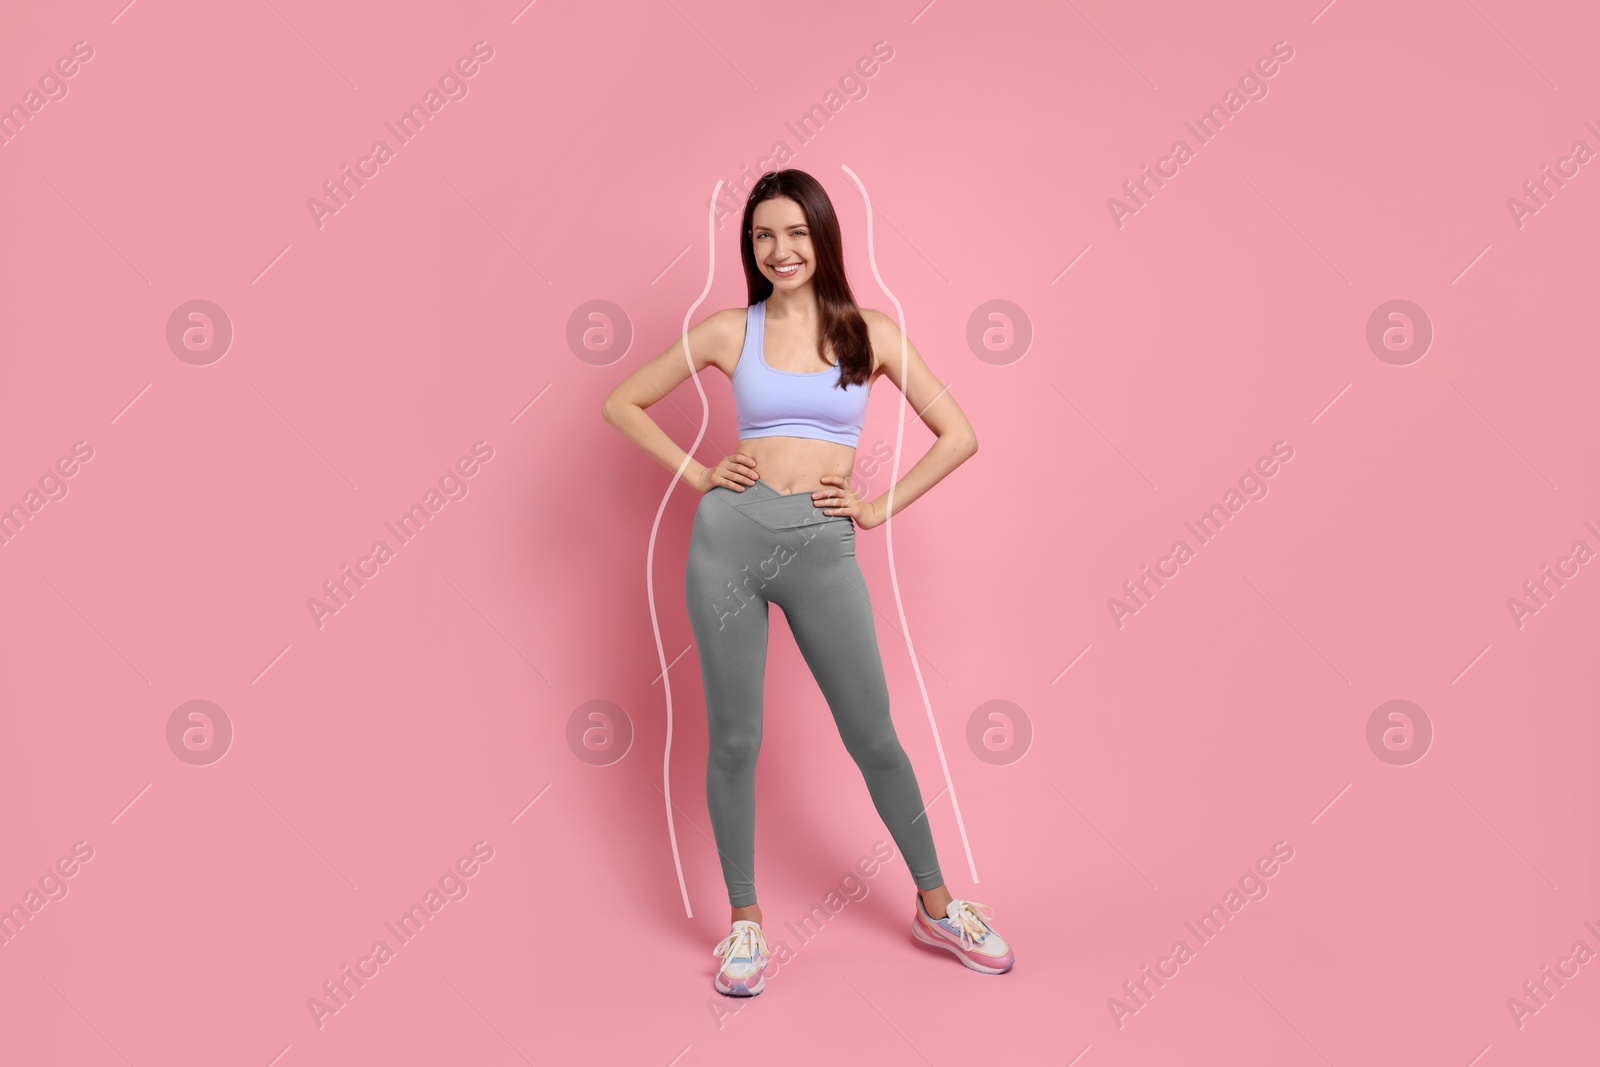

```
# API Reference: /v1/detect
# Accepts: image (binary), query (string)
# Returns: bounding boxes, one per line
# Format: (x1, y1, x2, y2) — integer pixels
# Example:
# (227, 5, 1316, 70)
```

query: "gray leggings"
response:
(685, 477, 944, 908)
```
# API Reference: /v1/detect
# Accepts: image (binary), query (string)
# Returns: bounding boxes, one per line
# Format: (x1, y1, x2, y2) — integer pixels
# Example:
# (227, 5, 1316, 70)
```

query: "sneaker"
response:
(712, 919, 769, 996)
(911, 895, 1015, 974)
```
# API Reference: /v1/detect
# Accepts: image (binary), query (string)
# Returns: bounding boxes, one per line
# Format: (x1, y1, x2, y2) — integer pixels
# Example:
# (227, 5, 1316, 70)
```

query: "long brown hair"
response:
(739, 169, 872, 390)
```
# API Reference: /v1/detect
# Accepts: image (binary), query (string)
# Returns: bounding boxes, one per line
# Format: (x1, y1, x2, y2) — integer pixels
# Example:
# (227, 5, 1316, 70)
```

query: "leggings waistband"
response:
(716, 478, 851, 532)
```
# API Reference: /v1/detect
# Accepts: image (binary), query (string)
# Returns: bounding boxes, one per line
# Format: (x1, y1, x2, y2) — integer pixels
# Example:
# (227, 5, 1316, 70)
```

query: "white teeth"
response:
(773, 263, 801, 274)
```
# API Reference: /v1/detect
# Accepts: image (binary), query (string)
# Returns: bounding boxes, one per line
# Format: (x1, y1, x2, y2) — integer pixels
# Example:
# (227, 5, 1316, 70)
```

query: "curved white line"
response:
(838, 163, 979, 885)
(645, 179, 724, 919)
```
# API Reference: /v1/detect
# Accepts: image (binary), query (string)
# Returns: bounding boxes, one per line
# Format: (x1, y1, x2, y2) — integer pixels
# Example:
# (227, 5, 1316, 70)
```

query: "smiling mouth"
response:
(771, 262, 803, 276)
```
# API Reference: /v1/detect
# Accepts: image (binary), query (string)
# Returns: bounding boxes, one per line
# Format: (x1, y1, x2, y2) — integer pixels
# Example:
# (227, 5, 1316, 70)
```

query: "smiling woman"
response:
(602, 168, 1013, 996)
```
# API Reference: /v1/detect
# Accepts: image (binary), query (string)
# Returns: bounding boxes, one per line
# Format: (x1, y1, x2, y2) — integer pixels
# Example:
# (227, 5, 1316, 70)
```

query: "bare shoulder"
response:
(691, 306, 753, 376)
(858, 307, 907, 379)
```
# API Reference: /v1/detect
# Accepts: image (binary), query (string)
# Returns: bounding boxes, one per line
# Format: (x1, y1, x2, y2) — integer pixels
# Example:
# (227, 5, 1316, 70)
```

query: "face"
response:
(750, 197, 816, 290)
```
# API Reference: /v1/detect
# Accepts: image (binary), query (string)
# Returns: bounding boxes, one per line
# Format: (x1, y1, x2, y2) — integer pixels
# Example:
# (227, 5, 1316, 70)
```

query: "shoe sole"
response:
(714, 969, 766, 996)
(910, 916, 1013, 974)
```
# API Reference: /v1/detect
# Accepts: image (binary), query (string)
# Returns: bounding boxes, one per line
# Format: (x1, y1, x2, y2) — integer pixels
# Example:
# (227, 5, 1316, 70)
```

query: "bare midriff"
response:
(736, 435, 855, 496)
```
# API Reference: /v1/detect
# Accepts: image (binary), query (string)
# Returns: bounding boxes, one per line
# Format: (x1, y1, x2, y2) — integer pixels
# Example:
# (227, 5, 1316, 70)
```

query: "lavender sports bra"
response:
(732, 300, 869, 448)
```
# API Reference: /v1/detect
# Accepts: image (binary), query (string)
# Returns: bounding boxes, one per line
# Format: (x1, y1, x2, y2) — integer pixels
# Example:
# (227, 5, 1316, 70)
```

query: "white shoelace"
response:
(939, 899, 996, 950)
(713, 922, 768, 965)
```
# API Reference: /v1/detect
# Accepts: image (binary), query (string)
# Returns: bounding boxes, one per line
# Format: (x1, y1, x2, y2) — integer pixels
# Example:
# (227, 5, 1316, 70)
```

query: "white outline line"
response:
(1451, 243, 1492, 285)
(1049, 243, 1092, 285)
(839, 163, 979, 884)
(1310, 782, 1350, 824)
(1451, 642, 1492, 685)
(511, 782, 552, 823)
(251, 243, 292, 285)
(1050, 643, 1092, 684)
(110, 383, 151, 424)
(111, 783, 151, 824)
(1310, 382, 1350, 424)
(510, 383, 552, 424)
(649, 644, 693, 685)
(652, 244, 692, 285)
(250, 643, 292, 685)
(650, 181, 724, 918)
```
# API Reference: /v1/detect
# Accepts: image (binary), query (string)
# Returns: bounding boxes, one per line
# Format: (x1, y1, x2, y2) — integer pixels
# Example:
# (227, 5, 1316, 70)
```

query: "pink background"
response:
(3, 0, 1598, 1063)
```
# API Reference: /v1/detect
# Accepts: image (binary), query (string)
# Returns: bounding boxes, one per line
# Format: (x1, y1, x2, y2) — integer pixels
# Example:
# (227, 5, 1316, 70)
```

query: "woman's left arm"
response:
(841, 310, 978, 530)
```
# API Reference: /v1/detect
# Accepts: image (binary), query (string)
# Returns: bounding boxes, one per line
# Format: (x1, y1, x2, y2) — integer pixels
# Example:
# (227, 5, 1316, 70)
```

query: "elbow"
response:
(601, 395, 622, 425)
(959, 433, 978, 459)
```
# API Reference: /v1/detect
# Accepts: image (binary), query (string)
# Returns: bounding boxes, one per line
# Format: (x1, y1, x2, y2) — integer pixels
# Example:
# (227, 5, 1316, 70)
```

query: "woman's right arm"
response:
(600, 309, 742, 493)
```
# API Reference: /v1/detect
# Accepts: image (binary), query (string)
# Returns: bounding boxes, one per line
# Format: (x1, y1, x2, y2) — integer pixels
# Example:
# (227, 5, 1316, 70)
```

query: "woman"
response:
(602, 169, 1014, 995)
